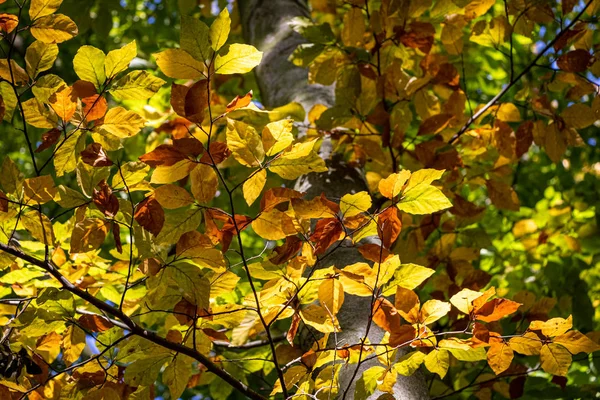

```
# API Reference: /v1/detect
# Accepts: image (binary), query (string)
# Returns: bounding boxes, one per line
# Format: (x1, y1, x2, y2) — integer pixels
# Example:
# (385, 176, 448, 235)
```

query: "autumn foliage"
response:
(0, 0, 600, 399)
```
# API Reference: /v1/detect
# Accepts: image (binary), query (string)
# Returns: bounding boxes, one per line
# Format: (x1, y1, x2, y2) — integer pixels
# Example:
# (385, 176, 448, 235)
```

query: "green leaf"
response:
(32, 74, 66, 103)
(214, 44, 263, 75)
(163, 356, 193, 399)
(154, 208, 202, 246)
(397, 184, 452, 215)
(22, 98, 58, 129)
(181, 16, 212, 61)
(163, 262, 210, 308)
(0, 81, 17, 121)
(393, 351, 426, 376)
(209, 8, 230, 51)
(109, 71, 165, 100)
(104, 40, 137, 79)
(73, 45, 106, 89)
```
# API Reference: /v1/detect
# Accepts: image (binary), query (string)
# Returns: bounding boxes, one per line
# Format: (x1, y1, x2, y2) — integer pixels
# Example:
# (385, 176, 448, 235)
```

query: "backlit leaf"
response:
(214, 43, 263, 75)
(31, 14, 78, 43)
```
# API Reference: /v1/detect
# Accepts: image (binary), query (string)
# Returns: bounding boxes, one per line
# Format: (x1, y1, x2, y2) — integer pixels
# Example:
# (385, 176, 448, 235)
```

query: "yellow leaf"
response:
(73, 45, 105, 89)
(0, 59, 29, 85)
(70, 218, 109, 253)
(49, 85, 76, 122)
(530, 315, 572, 337)
(109, 70, 165, 100)
(424, 349, 449, 378)
(25, 40, 58, 78)
(209, 8, 230, 51)
(299, 304, 338, 333)
(153, 184, 194, 209)
(22, 98, 57, 128)
(104, 40, 137, 79)
(242, 169, 266, 206)
(397, 184, 452, 215)
(21, 211, 54, 245)
(420, 300, 451, 325)
(338, 262, 374, 296)
(150, 159, 196, 184)
(540, 343, 572, 376)
(95, 106, 145, 138)
(190, 164, 218, 203)
(268, 140, 327, 180)
(378, 170, 411, 199)
(262, 119, 294, 156)
(23, 175, 57, 204)
(509, 332, 543, 355)
(270, 365, 308, 396)
(554, 331, 600, 354)
(226, 119, 264, 167)
(252, 208, 296, 240)
(449, 288, 483, 314)
(404, 169, 445, 192)
(29, 0, 62, 20)
(393, 263, 435, 290)
(54, 131, 86, 176)
(544, 122, 567, 163)
(62, 325, 86, 365)
(487, 342, 514, 374)
(393, 351, 426, 376)
(31, 14, 78, 44)
(340, 191, 372, 217)
(561, 103, 595, 129)
(318, 278, 344, 314)
(214, 43, 263, 75)
(154, 49, 206, 79)
(341, 7, 365, 47)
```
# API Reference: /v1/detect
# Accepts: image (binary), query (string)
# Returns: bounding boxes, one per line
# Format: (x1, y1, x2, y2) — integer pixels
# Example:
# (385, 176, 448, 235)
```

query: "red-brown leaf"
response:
(35, 128, 61, 153)
(139, 144, 187, 167)
(556, 49, 592, 72)
(134, 197, 164, 236)
(81, 143, 113, 167)
(310, 218, 343, 255)
(377, 207, 402, 249)
(92, 180, 119, 218)
(270, 235, 303, 265)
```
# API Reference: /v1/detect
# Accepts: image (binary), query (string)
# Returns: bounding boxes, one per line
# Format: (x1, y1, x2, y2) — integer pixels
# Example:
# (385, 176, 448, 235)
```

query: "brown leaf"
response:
(81, 143, 113, 167)
(310, 218, 343, 255)
(377, 207, 402, 249)
(0, 14, 18, 34)
(418, 113, 454, 135)
(287, 313, 301, 345)
(270, 235, 303, 265)
(173, 137, 205, 158)
(202, 328, 229, 343)
(556, 49, 592, 72)
(112, 221, 122, 254)
(70, 218, 109, 254)
(0, 191, 8, 212)
(372, 298, 402, 333)
(170, 83, 190, 117)
(35, 128, 61, 153)
(358, 243, 391, 263)
(226, 90, 253, 113)
(93, 180, 119, 217)
(139, 144, 187, 167)
(78, 314, 114, 332)
(388, 325, 417, 347)
(184, 79, 209, 123)
(173, 299, 196, 325)
(200, 141, 231, 165)
(486, 180, 520, 211)
(134, 197, 164, 236)
(515, 121, 534, 158)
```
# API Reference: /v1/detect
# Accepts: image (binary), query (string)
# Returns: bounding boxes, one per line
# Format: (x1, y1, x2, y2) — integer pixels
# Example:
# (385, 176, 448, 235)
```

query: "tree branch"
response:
(448, 0, 594, 145)
(0, 242, 267, 400)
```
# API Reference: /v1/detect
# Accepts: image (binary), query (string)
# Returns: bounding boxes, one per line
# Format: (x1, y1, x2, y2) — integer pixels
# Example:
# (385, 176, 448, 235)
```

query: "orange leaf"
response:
(226, 90, 253, 113)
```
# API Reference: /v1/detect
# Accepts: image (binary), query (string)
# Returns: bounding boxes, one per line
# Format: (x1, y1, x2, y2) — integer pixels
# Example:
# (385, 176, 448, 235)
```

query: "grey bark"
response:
(238, 1, 430, 399)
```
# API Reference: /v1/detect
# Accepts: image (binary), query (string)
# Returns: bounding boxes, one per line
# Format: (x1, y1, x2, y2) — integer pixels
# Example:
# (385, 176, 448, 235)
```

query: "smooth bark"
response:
(238, 1, 430, 398)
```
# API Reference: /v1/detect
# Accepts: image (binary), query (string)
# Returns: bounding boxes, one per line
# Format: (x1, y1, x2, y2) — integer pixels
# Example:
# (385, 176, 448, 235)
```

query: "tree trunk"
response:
(238, 1, 430, 398)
